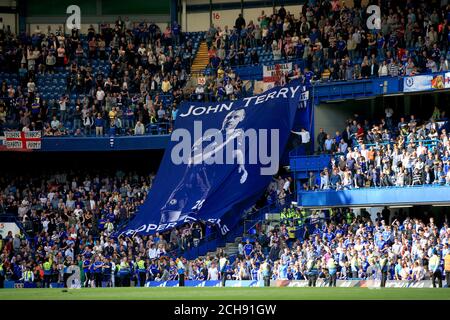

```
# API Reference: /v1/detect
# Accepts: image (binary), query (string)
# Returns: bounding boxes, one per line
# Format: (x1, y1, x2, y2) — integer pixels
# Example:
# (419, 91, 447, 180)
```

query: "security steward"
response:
(119, 257, 131, 287)
(177, 258, 186, 287)
(43, 257, 53, 288)
(429, 249, 442, 288)
(378, 254, 389, 287)
(136, 256, 147, 287)
(327, 257, 337, 287)
(307, 256, 319, 287)
(445, 249, 450, 288)
(262, 259, 272, 287)
(0, 259, 4, 288)
(22, 266, 34, 284)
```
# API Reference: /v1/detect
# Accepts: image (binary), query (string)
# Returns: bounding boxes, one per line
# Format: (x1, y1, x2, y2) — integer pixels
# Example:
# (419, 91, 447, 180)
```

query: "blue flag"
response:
(120, 81, 306, 236)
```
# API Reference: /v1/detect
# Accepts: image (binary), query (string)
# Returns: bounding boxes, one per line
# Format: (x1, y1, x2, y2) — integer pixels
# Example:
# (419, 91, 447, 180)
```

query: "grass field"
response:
(0, 287, 449, 300)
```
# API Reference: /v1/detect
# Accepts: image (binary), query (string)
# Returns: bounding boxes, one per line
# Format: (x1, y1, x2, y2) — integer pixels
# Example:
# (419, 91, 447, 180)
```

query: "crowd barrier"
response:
(272, 280, 437, 288)
(4, 279, 443, 288)
(145, 280, 264, 287)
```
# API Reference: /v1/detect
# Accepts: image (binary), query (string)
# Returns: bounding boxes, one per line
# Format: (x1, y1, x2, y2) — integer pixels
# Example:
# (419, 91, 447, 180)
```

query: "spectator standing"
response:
(291, 128, 311, 155)
(317, 128, 327, 153)
(445, 250, 450, 288)
(219, 254, 228, 287)
(429, 250, 442, 288)
(94, 113, 104, 136)
(134, 121, 145, 135)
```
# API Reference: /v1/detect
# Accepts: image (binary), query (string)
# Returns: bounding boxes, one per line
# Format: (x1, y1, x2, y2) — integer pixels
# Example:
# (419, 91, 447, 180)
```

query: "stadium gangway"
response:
(242, 194, 295, 235)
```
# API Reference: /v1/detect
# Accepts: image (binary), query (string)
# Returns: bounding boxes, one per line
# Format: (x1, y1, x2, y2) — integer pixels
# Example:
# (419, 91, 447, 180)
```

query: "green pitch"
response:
(0, 287, 449, 300)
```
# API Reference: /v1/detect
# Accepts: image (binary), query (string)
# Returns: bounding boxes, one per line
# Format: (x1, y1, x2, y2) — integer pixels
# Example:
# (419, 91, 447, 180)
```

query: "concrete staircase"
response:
(190, 41, 209, 73)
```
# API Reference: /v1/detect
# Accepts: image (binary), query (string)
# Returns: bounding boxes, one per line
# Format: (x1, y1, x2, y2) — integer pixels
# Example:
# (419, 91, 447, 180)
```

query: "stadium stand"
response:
(1, 0, 450, 291)
(298, 113, 450, 190)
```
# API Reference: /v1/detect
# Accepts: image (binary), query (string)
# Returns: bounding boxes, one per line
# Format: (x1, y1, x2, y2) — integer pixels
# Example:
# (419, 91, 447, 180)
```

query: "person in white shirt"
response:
(207, 262, 219, 280)
(238, 242, 244, 257)
(360, 144, 369, 160)
(291, 128, 311, 154)
(59, 96, 68, 123)
(50, 116, 60, 130)
(27, 80, 36, 94)
(134, 121, 145, 135)
(225, 81, 234, 98)
(283, 177, 291, 194)
(385, 107, 394, 128)
(378, 60, 388, 76)
(195, 84, 205, 101)
(416, 142, 427, 156)
(42, 217, 49, 232)
(96, 87, 105, 104)
(73, 205, 83, 218)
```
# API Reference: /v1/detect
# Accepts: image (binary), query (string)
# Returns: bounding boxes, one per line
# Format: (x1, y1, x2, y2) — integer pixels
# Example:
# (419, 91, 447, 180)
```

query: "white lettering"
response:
(276, 88, 289, 98)
(259, 129, 280, 175)
(265, 91, 277, 101)
(220, 102, 233, 112)
(242, 96, 257, 107)
(170, 129, 191, 165)
(206, 104, 220, 114)
(255, 94, 267, 105)
(192, 107, 207, 116)
(179, 105, 194, 117)
(289, 85, 300, 97)
(146, 224, 158, 233)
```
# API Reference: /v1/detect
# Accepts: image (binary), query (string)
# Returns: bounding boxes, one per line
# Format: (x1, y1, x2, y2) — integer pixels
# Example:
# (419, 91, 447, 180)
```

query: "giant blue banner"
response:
(120, 81, 304, 236)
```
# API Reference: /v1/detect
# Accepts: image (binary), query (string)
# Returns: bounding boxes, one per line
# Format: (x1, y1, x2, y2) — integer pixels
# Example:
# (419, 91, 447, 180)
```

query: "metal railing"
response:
(242, 194, 295, 236)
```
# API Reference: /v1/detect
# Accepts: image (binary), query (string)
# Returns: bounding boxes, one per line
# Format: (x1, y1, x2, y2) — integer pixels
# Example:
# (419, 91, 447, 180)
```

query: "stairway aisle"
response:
(190, 41, 209, 73)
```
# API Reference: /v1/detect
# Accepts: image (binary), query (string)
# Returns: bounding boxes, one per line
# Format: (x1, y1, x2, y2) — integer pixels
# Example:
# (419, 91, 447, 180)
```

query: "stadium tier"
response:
(1, 0, 450, 296)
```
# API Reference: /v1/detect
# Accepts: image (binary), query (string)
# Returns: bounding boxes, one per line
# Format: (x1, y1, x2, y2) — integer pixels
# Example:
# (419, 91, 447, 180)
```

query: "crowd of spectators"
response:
(0, 16, 247, 137)
(233, 207, 450, 287)
(306, 105, 450, 190)
(205, 0, 450, 81)
(0, 168, 291, 288)
(0, 169, 449, 287)
(3, 0, 450, 136)
(0, 169, 213, 287)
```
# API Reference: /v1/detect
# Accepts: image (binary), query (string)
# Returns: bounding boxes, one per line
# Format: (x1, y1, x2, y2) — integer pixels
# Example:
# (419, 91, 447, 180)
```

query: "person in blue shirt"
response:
(171, 105, 178, 122)
(102, 257, 112, 287)
(287, 266, 294, 280)
(244, 240, 253, 257)
(387, 34, 398, 55)
(431, 43, 441, 63)
(377, 33, 385, 60)
(148, 259, 159, 281)
(92, 256, 103, 288)
(303, 68, 314, 87)
(337, 36, 347, 59)
(296, 41, 305, 58)
(250, 263, 259, 280)
(172, 21, 180, 46)
(278, 261, 288, 279)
